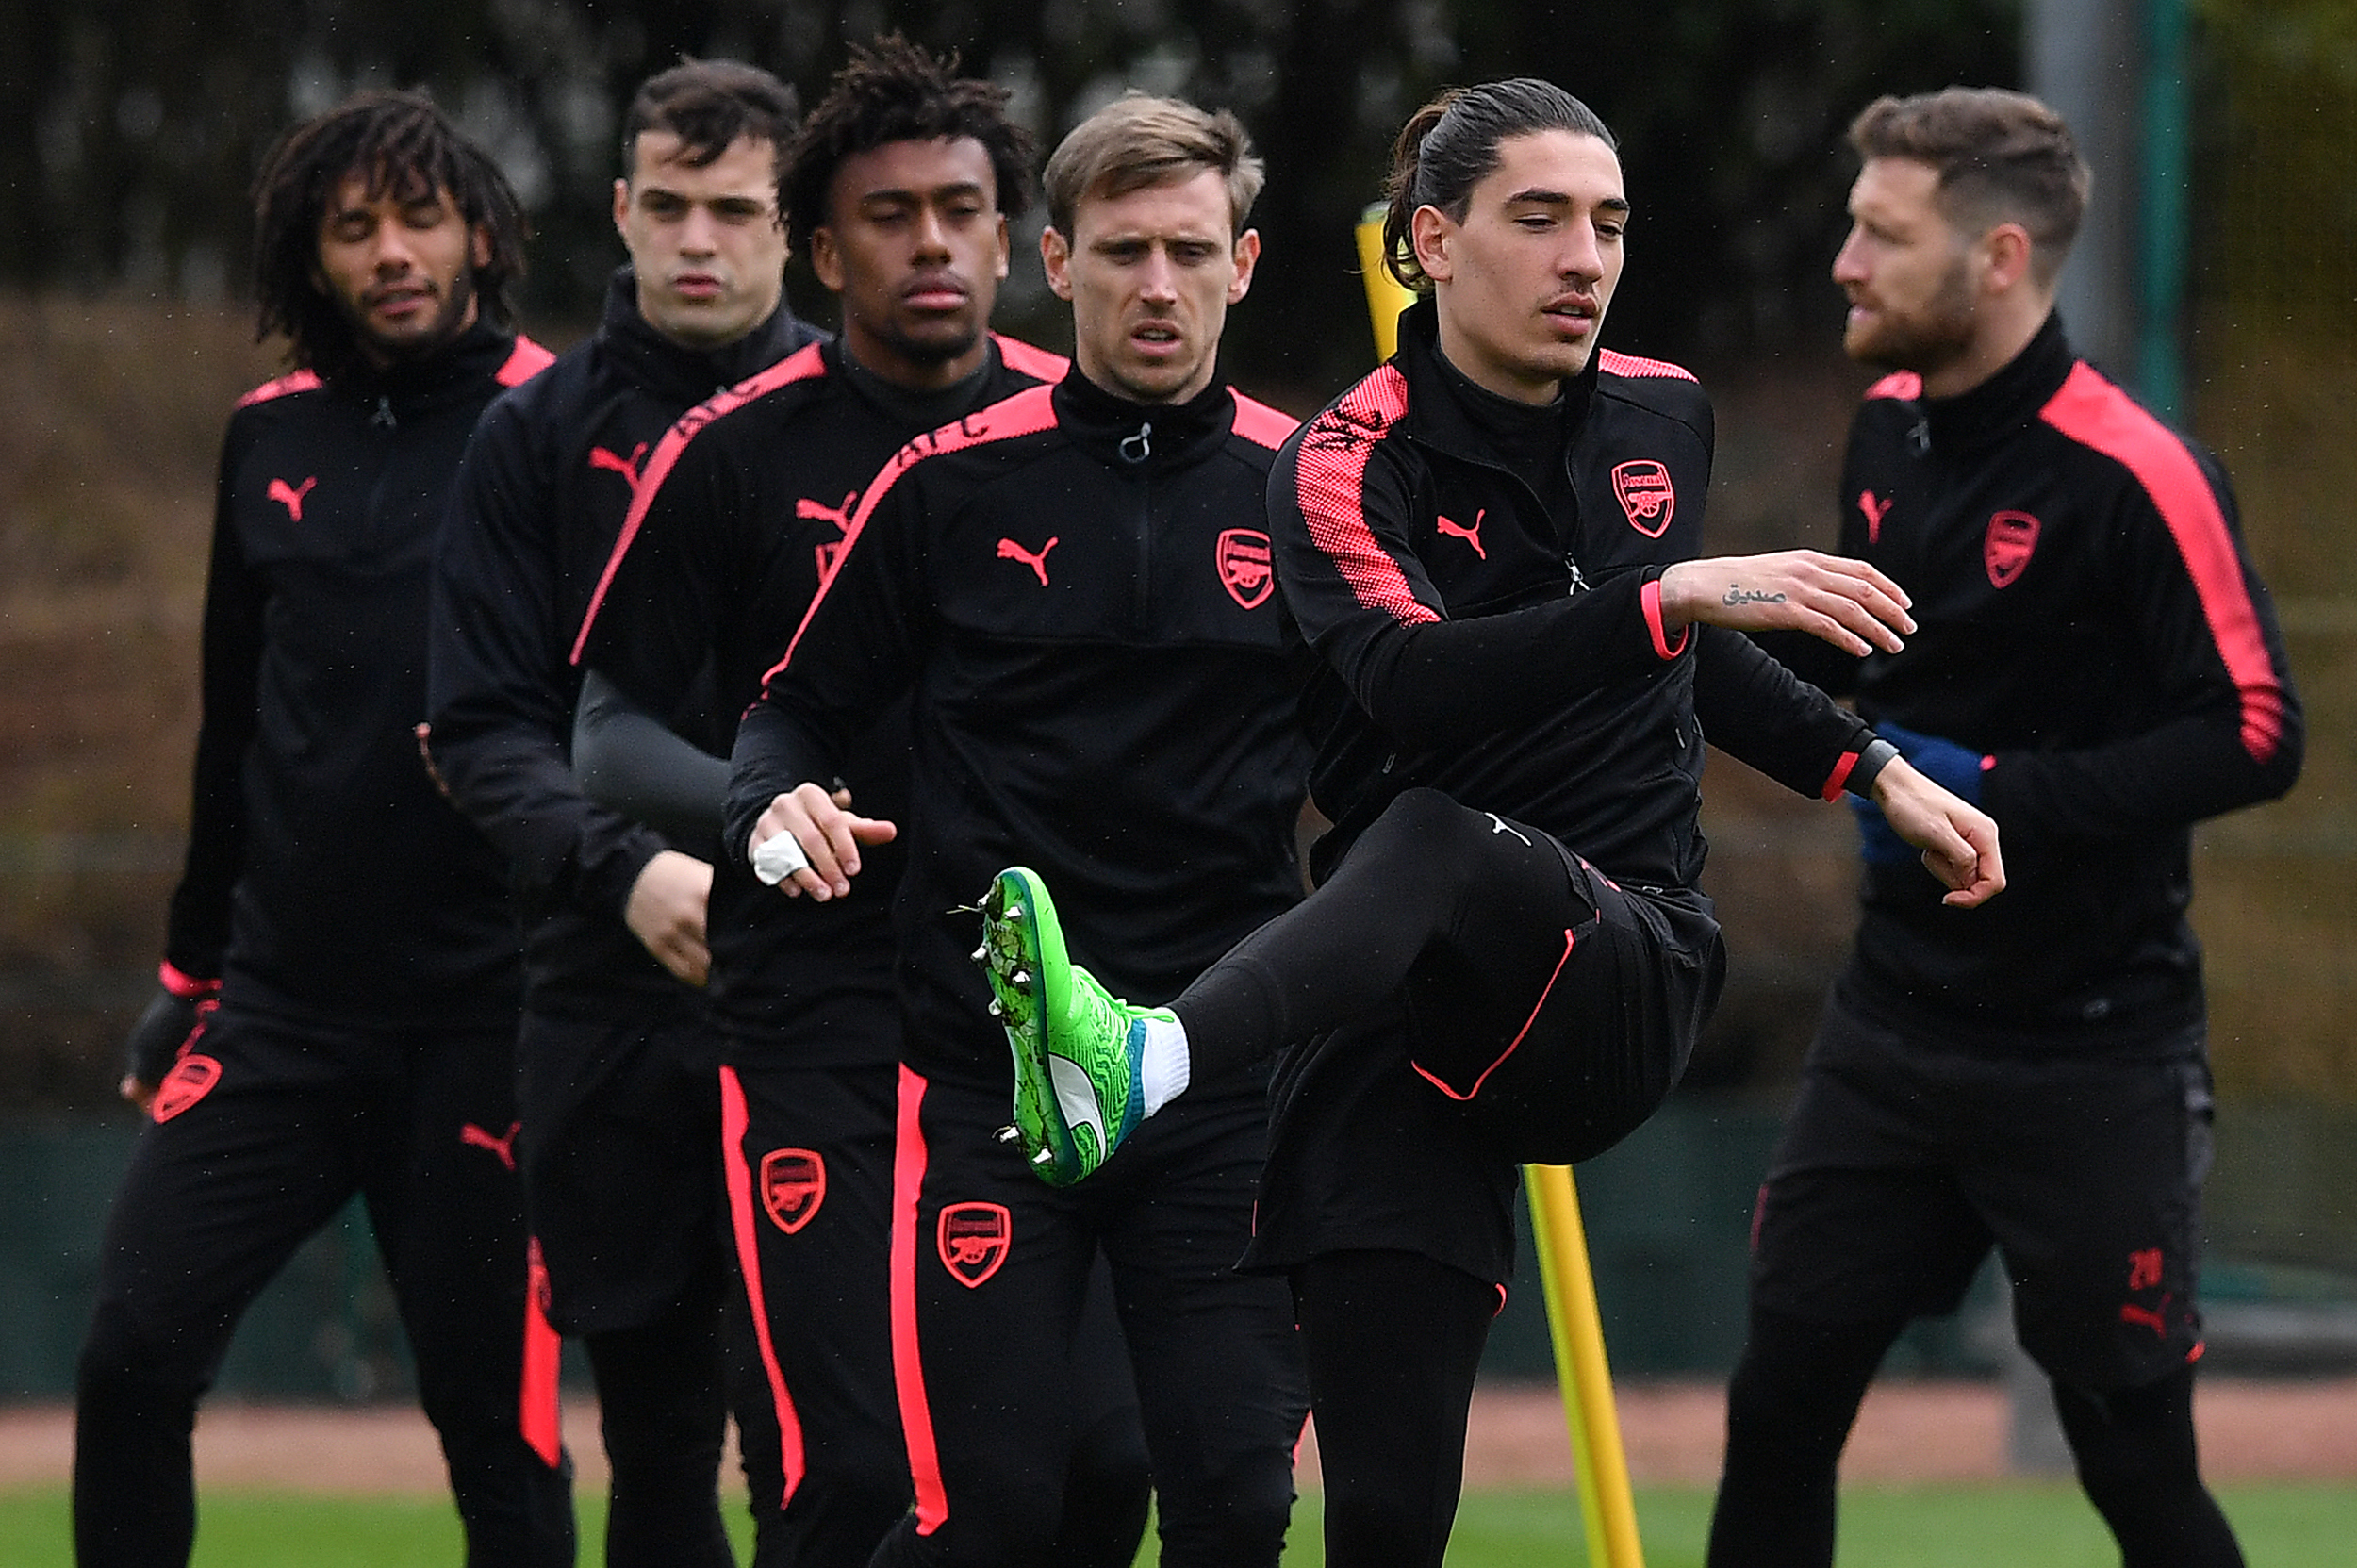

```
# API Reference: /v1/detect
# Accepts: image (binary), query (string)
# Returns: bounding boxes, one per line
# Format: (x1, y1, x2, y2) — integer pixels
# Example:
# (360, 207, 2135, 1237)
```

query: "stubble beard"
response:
(1846, 255, 1977, 377)
(351, 267, 479, 366)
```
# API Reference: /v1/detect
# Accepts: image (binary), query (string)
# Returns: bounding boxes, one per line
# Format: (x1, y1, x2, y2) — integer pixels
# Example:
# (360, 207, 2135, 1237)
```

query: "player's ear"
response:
(1227, 228, 1261, 305)
(1041, 226, 1074, 302)
(1981, 222, 2033, 295)
(1410, 205, 1454, 286)
(809, 227, 846, 293)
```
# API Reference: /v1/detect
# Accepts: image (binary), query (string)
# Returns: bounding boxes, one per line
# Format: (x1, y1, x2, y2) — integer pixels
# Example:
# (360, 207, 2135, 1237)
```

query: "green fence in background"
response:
(9, 1097, 2353, 1403)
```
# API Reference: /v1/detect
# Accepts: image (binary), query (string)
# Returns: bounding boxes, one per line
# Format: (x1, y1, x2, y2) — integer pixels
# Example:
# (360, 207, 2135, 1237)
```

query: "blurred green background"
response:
(0, 0, 2350, 1395)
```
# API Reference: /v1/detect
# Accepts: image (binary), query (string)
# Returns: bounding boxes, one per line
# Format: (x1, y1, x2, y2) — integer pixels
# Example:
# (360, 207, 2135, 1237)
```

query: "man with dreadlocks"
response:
(426, 58, 821, 1568)
(569, 39, 1152, 1565)
(74, 91, 570, 1567)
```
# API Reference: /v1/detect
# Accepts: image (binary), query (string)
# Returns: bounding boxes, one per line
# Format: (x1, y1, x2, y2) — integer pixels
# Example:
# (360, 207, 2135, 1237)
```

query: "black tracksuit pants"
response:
(1175, 787, 1722, 1567)
(866, 1067, 1300, 1568)
(73, 1004, 573, 1568)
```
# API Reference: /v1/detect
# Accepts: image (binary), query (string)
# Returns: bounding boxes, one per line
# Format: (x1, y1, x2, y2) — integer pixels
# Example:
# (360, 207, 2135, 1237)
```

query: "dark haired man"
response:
(1706, 87, 2299, 1568)
(571, 38, 1148, 1568)
(75, 91, 569, 1568)
(425, 58, 819, 1567)
(970, 78, 2001, 1568)
(719, 91, 1310, 1568)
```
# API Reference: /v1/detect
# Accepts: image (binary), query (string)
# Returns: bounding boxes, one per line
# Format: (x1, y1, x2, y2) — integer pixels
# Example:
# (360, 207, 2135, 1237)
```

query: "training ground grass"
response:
(3, 1483, 2350, 1565)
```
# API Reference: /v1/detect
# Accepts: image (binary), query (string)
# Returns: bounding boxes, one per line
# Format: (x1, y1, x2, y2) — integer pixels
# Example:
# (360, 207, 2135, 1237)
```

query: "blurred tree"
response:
(0, 0, 2023, 387)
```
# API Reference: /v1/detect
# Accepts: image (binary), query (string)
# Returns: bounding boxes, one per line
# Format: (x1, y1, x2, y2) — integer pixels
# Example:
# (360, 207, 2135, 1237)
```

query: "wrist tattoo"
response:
(1722, 586, 1788, 606)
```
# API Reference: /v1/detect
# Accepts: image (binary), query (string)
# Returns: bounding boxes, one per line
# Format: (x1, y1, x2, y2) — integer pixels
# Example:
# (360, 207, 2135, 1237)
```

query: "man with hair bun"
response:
(572, 39, 1153, 1568)
(1707, 86, 2299, 1568)
(427, 57, 822, 1566)
(968, 77, 2003, 1568)
(725, 89, 1310, 1568)
(76, 90, 569, 1567)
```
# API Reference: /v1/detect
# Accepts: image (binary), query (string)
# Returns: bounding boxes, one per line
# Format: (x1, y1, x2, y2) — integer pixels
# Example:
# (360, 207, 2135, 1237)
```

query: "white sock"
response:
(1137, 1013, 1192, 1117)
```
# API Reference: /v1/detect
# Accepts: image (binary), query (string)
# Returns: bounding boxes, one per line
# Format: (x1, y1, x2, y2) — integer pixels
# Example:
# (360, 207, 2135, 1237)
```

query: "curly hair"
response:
(782, 35, 1037, 255)
(1380, 79, 1616, 295)
(250, 90, 527, 381)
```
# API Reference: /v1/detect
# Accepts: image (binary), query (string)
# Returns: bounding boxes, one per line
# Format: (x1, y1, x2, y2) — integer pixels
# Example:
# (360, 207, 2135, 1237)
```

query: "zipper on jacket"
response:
(1132, 470, 1155, 629)
(371, 395, 397, 430)
(1118, 419, 1155, 628)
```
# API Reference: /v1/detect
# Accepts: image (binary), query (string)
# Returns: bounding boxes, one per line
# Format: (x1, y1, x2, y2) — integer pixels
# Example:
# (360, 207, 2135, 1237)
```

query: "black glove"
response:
(123, 967, 219, 1086)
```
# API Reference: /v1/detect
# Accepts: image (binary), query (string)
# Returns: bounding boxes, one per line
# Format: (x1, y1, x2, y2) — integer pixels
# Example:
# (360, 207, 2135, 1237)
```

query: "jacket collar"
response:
(1051, 362, 1235, 471)
(832, 336, 1003, 430)
(332, 320, 522, 420)
(1393, 296, 1596, 468)
(598, 266, 823, 404)
(1914, 310, 2076, 455)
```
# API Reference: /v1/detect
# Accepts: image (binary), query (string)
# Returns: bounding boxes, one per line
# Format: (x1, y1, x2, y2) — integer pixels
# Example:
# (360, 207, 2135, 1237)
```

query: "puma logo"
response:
(997, 536, 1059, 586)
(589, 442, 651, 499)
(267, 476, 317, 521)
(799, 491, 858, 581)
(460, 1120, 521, 1171)
(1857, 489, 1893, 544)
(1436, 509, 1486, 559)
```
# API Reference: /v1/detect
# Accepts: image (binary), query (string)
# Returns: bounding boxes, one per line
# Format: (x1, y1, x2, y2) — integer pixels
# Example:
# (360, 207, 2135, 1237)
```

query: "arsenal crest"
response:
(936, 1201, 1012, 1288)
(1611, 460, 1675, 537)
(1215, 528, 1274, 610)
(761, 1148, 826, 1234)
(1985, 510, 2040, 588)
(150, 1053, 222, 1124)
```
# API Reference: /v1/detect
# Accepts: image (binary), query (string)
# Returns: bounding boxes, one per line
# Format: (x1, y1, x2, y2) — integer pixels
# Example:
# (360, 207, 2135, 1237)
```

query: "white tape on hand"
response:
(751, 832, 813, 887)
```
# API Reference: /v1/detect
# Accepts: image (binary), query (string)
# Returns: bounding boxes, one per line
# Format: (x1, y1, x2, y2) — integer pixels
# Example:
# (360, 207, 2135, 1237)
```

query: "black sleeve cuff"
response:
(1845, 736, 1902, 798)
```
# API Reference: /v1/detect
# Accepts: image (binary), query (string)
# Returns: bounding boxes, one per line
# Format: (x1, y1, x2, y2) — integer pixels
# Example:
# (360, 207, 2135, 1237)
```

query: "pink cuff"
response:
(1640, 577, 1689, 660)
(1820, 751, 1860, 802)
(158, 961, 220, 999)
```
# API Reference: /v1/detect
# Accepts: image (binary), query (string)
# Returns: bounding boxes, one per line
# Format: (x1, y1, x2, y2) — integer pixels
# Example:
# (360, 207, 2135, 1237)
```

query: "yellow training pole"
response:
(1525, 1164, 1646, 1568)
(1354, 203, 1415, 360)
(1354, 205, 1647, 1568)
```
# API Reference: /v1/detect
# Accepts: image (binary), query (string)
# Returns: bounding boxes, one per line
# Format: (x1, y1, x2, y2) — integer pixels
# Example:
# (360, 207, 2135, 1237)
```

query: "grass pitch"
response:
(4, 1483, 2351, 1565)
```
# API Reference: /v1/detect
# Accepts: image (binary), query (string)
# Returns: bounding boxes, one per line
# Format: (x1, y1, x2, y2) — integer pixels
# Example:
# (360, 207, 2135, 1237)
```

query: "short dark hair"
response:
(783, 35, 1037, 255)
(1848, 88, 2090, 285)
(621, 57, 799, 178)
(1380, 79, 1617, 294)
(251, 90, 527, 381)
(1043, 94, 1263, 239)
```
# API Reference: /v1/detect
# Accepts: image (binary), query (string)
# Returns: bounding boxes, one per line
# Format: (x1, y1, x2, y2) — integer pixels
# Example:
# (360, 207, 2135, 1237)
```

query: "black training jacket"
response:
(571, 334, 1063, 1063)
(164, 323, 553, 1024)
(726, 367, 1311, 1081)
(1270, 299, 1878, 892)
(426, 270, 820, 1019)
(1764, 315, 2303, 1043)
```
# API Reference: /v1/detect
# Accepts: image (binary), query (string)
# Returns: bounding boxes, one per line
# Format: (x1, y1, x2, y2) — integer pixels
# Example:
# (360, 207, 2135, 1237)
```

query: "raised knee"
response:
(1361, 788, 1492, 875)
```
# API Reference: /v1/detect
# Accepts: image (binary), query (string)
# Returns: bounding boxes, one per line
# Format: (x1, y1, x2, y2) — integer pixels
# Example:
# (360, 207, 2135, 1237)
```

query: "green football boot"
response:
(976, 867, 1166, 1186)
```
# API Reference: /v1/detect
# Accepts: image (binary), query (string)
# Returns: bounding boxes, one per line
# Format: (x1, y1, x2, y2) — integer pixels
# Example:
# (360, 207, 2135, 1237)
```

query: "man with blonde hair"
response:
(728, 92, 1310, 1566)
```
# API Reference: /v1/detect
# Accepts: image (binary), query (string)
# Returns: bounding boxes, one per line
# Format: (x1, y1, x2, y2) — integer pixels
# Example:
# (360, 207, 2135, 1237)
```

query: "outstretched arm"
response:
(1657, 550, 1915, 656)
